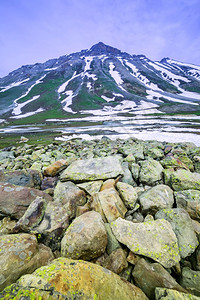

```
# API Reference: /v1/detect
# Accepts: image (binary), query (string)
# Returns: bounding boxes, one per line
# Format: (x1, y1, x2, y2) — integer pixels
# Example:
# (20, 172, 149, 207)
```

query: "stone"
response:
(155, 208, 199, 258)
(100, 179, 116, 191)
(13, 196, 47, 233)
(54, 181, 86, 219)
(116, 182, 138, 209)
(91, 188, 127, 223)
(77, 180, 103, 195)
(131, 163, 140, 181)
(174, 190, 200, 221)
(0, 182, 52, 219)
(60, 156, 124, 182)
(180, 267, 200, 296)
(0, 258, 148, 300)
(138, 184, 174, 214)
(102, 248, 128, 274)
(139, 158, 163, 186)
(0, 151, 14, 161)
(161, 154, 191, 171)
(40, 176, 58, 190)
(118, 143, 144, 160)
(61, 211, 107, 260)
(127, 252, 141, 265)
(132, 258, 187, 299)
(164, 169, 200, 191)
(0, 169, 42, 189)
(0, 217, 16, 235)
(111, 218, 180, 268)
(155, 287, 200, 300)
(121, 162, 136, 186)
(145, 147, 164, 159)
(104, 223, 120, 255)
(0, 233, 53, 291)
(43, 159, 68, 176)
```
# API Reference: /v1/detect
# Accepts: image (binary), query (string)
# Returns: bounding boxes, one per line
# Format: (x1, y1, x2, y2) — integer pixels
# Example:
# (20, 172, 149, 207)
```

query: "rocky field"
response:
(0, 137, 200, 299)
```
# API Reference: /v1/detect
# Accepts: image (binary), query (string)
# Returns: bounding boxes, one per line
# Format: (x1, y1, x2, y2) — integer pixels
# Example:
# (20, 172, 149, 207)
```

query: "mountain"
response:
(0, 42, 200, 125)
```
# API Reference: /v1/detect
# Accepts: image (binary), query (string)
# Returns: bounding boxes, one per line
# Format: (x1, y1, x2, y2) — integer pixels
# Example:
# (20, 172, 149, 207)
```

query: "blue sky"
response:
(0, 0, 200, 77)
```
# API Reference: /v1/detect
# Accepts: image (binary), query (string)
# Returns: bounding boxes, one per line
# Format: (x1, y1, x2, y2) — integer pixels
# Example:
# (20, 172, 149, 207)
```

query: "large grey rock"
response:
(54, 181, 86, 219)
(61, 211, 107, 260)
(155, 208, 199, 258)
(105, 223, 120, 255)
(111, 218, 180, 268)
(0, 258, 148, 300)
(0, 182, 52, 219)
(155, 287, 200, 300)
(60, 156, 124, 182)
(0, 233, 53, 291)
(139, 184, 174, 214)
(121, 162, 136, 186)
(132, 258, 187, 299)
(174, 190, 200, 221)
(139, 158, 164, 186)
(116, 182, 138, 209)
(180, 267, 200, 296)
(0, 169, 41, 189)
(91, 188, 127, 223)
(164, 169, 200, 191)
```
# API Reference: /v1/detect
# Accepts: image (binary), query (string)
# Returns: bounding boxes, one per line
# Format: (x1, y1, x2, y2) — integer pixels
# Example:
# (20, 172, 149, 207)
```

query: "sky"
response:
(0, 0, 200, 78)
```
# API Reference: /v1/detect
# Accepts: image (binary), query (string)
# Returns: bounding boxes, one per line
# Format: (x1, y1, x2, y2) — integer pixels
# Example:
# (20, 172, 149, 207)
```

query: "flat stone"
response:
(111, 217, 180, 268)
(139, 158, 163, 186)
(155, 208, 199, 259)
(43, 159, 69, 176)
(155, 287, 200, 300)
(0, 258, 148, 300)
(0, 182, 52, 219)
(132, 258, 187, 299)
(77, 180, 103, 195)
(164, 169, 200, 191)
(60, 156, 124, 182)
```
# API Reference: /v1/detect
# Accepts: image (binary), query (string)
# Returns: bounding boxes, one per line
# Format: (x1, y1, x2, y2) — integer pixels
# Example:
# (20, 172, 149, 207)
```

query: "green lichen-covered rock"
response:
(77, 180, 103, 195)
(116, 182, 138, 209)
(111, 217, 180, 268)
(138, 184, 174, 214)
(155, 208, 199, 258)
(174, 190, 200, 221)
(139, 158, 164, 186)
(121, 162, 137, 186)
(61, 211, 107, 260)
(104, 223, 120, 255)
(60, 156, 124, 182)
(164, 169, 200, 191)
(155, 287, 200, 300)
(0, 258, 149, 300)
(180, 267, 200, 296)
(0, 233, 53, 291)
(132, 258, 187, 299)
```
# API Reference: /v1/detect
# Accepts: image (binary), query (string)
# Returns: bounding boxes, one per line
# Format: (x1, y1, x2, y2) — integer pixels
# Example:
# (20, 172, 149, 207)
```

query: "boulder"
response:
(155, 208, 199, 258)
(111, 217, 180, 268)
(60, 156, 124, 182)
(104, 223, 120, 255)
(91, 188, 127, 223)
(0, 217, 16, 235)
(121, 162, 136, 186)
(0, 258, 148, 300)
(0, 182, 52, 219)
(116, 182, 138, 209)
(97, 248, 128, 274)
(0, 169, 42, 189)
(174, 190, 200, 221)
(155, 287, 200, 300)
(131, 163, 140, 181)
(132, 258, 187, 299)
(0, 233, 53, 291)
(164, 169, 200, 191)
(139, 158, 163, 186)
(138, 184, 174, 214)
(54, 181, 86, 219)
(180, 267, 200, 296)
(100, 179, 116, 191)
(61, 211, 107, 260)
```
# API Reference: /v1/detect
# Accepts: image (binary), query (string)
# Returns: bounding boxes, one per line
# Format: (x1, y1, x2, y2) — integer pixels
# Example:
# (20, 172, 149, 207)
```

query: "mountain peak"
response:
(88, 42, 122, 55)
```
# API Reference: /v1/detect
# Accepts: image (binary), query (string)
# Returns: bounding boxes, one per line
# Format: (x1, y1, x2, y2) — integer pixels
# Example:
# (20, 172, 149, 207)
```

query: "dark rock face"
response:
(0, 169, 41, 189)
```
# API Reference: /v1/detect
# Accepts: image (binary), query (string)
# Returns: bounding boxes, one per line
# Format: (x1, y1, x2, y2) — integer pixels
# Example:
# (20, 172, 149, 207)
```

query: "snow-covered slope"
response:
(0, 42, 199, 124)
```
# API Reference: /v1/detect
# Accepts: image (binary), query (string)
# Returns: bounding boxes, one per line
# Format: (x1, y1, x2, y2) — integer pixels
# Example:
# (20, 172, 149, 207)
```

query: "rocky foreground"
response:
(0, 137, 200, 299)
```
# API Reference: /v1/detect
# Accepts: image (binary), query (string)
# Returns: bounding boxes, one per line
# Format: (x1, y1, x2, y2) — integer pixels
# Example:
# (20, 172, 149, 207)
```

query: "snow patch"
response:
(0, 78, 30, 93)
(61, 90, 76, 113)
(109, 62, 126, 91)
(12, 95, 40, 115)
(11, 108, 44, 119)
(84, 56, 93, 72)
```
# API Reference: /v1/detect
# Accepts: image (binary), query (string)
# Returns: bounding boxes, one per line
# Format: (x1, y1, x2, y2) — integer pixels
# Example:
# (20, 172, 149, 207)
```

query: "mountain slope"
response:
(0, 42, 200, 125)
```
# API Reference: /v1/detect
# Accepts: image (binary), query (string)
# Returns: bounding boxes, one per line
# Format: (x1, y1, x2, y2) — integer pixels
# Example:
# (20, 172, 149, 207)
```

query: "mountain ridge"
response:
(0, 42, 200, 125)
